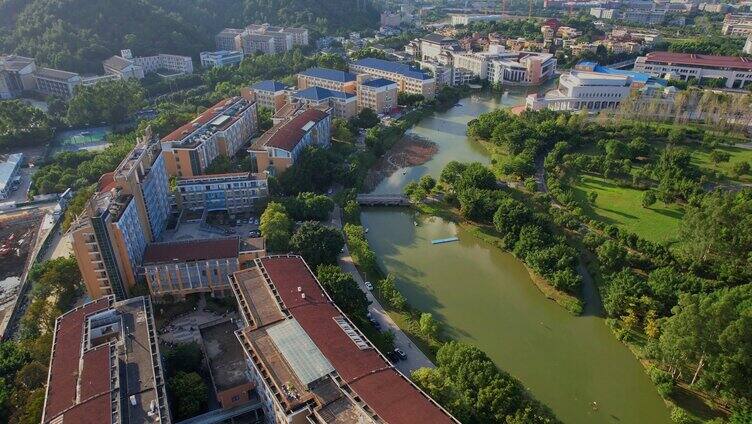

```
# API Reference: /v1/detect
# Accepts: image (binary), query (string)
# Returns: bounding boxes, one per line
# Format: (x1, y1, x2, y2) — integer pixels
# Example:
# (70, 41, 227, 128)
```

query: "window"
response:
(232, 395, 240, 402)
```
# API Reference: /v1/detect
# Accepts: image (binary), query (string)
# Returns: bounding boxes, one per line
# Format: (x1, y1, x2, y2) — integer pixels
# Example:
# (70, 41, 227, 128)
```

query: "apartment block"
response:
(0, 55, 37, 99)
(590, 7, 616, 19)
(722, 13, 752, 36)
(216, 28, 244, 51)
(250, 80, 290, 111)
(41, 296, 171, 424)
(229, 255, 459, 424)
(160, 97, 258, 177)
(451, 14, 504, 25)
(634, 52, 752, 89)
(175, 172, 268, 214)
(133, 53, 193, 75)
(250, 108, 331, 175)
(297, 67, 357, 93)
(290, 86, 358, 119)
(419, 33, 460, 61)
(34, 67, 82, 98)
(621, 9, 666, 25)
(357, 77, 398, 113)
(235, 32, 277, 55)
(200, 50, 244, 68)
(350, 57, 436, 99)
(71, 131, 170, 300)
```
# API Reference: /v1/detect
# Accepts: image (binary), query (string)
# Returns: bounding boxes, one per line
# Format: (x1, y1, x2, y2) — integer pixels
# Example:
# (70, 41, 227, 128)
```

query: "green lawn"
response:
(691, 144, 752, 184)
(572, 175, 685, 244)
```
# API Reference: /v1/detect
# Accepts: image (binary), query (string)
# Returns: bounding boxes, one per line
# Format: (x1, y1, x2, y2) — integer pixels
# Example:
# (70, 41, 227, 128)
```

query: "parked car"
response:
(365, 281, 374, 291)
(394, 348, 407, 360)
(369, 318, 380, 329)
(386, 351, 399, 362)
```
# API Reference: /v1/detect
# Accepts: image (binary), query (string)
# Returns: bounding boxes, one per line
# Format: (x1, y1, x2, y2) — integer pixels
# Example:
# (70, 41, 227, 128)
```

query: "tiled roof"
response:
(352, 58, 433, 80)
(293, 86, 355, 101)
(299, 67, 356, 82)
(361, 78, 397, 88)
(251, 80, 288, 92)
(261, 108, 329, 151)
(143, 237, 239, 264)
(35, 67, 79, 81)
(259, 256, 458, 424)
(644, 51, 752, 71)
(103, 55, 133, 71)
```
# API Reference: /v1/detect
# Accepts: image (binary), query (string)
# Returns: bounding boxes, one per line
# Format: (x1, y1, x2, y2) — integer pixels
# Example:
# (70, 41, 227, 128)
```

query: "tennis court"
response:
(51, 126, 112, 154)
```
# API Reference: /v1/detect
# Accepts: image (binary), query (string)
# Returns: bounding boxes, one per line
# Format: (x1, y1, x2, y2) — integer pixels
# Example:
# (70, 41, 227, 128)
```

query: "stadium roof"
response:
(352, 58, 433, 80)
(299, 67, 356, 82)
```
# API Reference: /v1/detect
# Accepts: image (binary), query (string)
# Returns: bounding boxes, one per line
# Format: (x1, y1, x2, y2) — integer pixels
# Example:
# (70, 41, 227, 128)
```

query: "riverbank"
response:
(413, 200, 585, 315)
(363, 134, 438, 191)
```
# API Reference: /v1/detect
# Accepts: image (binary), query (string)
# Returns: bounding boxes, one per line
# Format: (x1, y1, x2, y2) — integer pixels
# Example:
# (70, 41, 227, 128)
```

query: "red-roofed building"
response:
(249, 108, 331, 175)
(42, 296, 171, 424)
(230, 255, 459, 424)
(160, 97, 258, 177)
(634, 52, 752, 89)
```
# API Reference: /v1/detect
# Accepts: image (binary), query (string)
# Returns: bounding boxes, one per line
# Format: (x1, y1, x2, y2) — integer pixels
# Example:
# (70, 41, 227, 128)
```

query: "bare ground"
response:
(364, 134, 438, 191)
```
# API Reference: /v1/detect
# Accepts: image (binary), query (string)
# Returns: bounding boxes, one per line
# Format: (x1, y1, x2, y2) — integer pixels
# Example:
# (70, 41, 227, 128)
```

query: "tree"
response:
(332, 118, 355, 143)
(642, 190, 657, 208)
(168, 371, 207, 420)
(732, 161, 750, 176)
(316, 265, 369, 317)
(14, 362, 46, 390)
(602, 269, 649, 318)
(493, 197, 535, 247)
(67, 79, 145, 126)
(596, 240, 627, 272)
(419, 312, 440, 339)
(440, 161, 467, 187)
(709, 150, 731, 164)
(258, 107, 274, 131)
(587, 191, 598, 205)
(290, 222, 344, 267)
(162, 343, 203, 378)
(260, 202, 292, 252)
(418, 175, 436, 192)
(0, 101, 53, 150)
(351, 108, 380, 129)
(459, 162, 497, 191)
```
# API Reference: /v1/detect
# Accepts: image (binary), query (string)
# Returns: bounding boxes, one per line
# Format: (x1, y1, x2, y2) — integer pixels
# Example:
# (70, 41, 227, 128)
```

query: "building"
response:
(450, 14, 504, 25)
(590, 7, 616, 19)
(350, 57, 436, 99)
(133, 53, 194, 76)
(419, 33, 460, 61)
(235, 32, 277, 55)
(200, 50, 244, 68)
(488, 52, 557, 85)
(722, 13, 752, 36)
(0, 153, 23, 200)
(199, 320, 257, 410)
(175, 172, 268, 214)
(528, 70, 633, 112)
(381, 11, 403, 27)
(557, 26, 582, 39)
(357, 78, 398, 113)
(216, 28, 245, 51)
(250, 108, 331, 175)
(230, 255, 459, 424)
(142, 237, 240, 298)
(297, 67, 357, 94)
(0, 55, 37, 99)
(621, 9, 666, 25)
(103, 51, 145, 79)
(249, 80, 290, 111)
(291, 86, 358, 119)
(246, 24, 308, 51)
(41, 296, 171, 424)
(71, 131, 171, 300)
(160, 97, 258, 177)
(634, 51, 752, 89)
(745, 35, 752, 55)
(34, 67, 82, 98)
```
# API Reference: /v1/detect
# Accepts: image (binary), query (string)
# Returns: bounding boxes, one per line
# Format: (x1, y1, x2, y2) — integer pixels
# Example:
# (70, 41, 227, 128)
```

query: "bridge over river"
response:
(356, 194, 411, 206)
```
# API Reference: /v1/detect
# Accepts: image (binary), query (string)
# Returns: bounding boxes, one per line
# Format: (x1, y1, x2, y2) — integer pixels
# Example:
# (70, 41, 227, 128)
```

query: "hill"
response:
(0, 0, 379, 73)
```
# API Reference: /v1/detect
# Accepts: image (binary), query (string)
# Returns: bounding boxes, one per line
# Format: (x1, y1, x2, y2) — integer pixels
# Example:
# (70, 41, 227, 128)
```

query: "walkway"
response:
(330, 206, 435, 376)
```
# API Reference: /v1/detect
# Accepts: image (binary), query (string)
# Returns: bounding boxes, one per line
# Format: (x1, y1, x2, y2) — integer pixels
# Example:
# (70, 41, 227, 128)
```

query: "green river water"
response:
(361, 89, 672, 424)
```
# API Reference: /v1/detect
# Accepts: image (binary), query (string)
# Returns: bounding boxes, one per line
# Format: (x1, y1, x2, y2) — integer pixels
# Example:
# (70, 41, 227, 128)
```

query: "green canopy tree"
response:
(260, 202, 292, 251)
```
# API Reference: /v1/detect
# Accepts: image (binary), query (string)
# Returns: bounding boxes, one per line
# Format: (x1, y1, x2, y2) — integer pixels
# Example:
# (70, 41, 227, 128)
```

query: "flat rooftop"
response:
(143, 237, 239, 264)
(232, 256, 458, 424)
(42, 296, 170, 424)
(643, 51, 752, 71)
(200, 320, 249, 392)
(161, 97, 254, 147)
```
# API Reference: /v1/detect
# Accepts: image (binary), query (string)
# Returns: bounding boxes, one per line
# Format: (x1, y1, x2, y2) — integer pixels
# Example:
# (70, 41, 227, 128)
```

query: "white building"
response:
(634, 52, 752, 89)
(200, 50, 244, 68)
(450, 14, 503, 26)
(103, 50, 145, 79)
(133, 54, 193, 76)
(488, 52, 557, 86)
(527, 70, 633, 112)
(745, 35, 752, 55)
(590, 7, 616, 19)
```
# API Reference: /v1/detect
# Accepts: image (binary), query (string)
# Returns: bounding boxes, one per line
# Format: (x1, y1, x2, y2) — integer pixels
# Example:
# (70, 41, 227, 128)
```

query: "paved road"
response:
(330, 207, 435, 376)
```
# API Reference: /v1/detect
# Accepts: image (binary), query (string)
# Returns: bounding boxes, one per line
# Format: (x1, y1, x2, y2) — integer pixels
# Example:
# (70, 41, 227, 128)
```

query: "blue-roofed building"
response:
(297, 67, 357, 94)
(290, 86, 357, 118)
(574, 61, 665, 87)
(250, 80, 290, 111)
(357, 78, 398, 113)
(350, 58, 436, 99)
(200, 50, 244, 68)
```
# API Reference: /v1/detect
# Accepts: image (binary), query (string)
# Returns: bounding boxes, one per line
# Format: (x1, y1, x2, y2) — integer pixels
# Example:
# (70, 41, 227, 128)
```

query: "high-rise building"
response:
(160, 97, 258, 177)
(71, 130, 170, 300)
(41, 296, 171, 424)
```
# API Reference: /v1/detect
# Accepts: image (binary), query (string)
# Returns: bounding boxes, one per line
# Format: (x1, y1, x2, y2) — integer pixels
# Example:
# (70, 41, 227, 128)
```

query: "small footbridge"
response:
(356, 194, 411, 206)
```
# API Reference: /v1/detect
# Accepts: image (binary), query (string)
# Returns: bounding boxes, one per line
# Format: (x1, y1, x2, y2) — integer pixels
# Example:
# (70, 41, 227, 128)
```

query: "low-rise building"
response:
(745, 35, 752, 55)
(34, 67, 82, 98)
(103, 52, 145, 79)
(419, 33, 460, 61)
(249, 80, 290, 111)
(621, 8, 666, 25)
(634, 51, 752, 89)
(250, 108, 331, 175)
(722, 13, 752, 36)
(133, 53, 194, 76)
(235, 32, 277, 55)
(175, 172, 268, 214)
(528, 70, 633, 112)
(488, 52, 557, 86)
(590, 7, 616, 19)
(451, 14, 504, 25)
(0, 55, 37, 99)
(557, 26, 582, 39)
(290, 86, 358, 118)
(351, 57, 436, 99)
(357, 77, 398, 113)
(216, 28, 245, 51)
(0, 153, 23, 200)
(200, 50, 244, 68)
(230, 256, 459, 424)
(297, 67, 357, 94)
(41, 296, 171, 424)
(160, 97, 258, 177)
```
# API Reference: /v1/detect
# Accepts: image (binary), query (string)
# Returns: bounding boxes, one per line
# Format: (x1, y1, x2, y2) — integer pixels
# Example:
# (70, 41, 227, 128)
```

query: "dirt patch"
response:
(0, 212, 42, 279)
(364, 134, 438, 191)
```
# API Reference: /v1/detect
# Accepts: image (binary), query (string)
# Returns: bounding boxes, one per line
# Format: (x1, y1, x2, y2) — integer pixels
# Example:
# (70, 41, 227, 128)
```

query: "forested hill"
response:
(0, 0, 380, 73)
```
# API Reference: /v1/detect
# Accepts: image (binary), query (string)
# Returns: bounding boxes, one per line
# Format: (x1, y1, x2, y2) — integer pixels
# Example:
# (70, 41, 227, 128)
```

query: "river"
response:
(361, 89, 671, 424)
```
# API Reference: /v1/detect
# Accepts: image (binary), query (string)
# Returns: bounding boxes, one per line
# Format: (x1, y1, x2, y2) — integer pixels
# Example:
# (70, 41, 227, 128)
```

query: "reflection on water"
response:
(363, 89, 671, 424)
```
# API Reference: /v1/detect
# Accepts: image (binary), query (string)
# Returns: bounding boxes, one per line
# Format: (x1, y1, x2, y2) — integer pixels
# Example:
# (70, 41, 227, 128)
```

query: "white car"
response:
(365, 281, 374, 291)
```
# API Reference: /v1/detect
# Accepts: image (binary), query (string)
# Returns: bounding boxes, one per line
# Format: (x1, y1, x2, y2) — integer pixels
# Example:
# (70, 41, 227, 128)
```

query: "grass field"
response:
(572, 175, 685, 244)
(691, 144, 752, 184)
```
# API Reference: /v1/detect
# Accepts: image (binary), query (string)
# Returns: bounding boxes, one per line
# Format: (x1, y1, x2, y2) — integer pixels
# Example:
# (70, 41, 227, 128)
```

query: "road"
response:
(330, 206, 435, 376)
